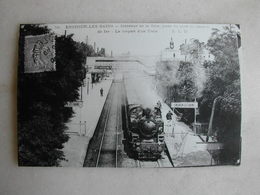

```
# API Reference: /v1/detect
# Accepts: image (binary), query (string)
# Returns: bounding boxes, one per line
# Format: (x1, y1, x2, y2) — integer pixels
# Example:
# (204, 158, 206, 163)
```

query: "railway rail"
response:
(84, 81, 122, 167)
(95, 96, 113, 167)
(135, 159, 161, 168)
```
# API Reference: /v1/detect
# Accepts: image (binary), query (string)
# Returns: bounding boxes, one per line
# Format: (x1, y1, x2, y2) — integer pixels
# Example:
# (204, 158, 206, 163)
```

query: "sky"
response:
(48, 23, 238, 57)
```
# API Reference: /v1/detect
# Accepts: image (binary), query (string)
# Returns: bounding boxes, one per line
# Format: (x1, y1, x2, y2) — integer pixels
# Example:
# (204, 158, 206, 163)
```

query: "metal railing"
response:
(65, 121, 87, 136)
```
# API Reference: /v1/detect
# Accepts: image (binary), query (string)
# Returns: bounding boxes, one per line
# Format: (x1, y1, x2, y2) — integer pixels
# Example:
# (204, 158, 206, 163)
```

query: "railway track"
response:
(84, 80, 122, 167)
(94, 97, 113, 167)
(135, 159, 162, 168)
(134, 149, 174, 168)
(115, 87, 121, 167)
(96, 82, 122, 167)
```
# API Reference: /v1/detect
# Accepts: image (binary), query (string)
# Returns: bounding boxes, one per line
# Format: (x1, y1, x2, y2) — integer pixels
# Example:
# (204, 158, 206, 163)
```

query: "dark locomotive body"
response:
(124, 104, 165, 160)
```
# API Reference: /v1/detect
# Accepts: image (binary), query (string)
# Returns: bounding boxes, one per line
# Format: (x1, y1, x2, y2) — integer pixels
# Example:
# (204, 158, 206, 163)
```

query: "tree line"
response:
(155, 26, 241, 164)
(18, 25, 102, 166)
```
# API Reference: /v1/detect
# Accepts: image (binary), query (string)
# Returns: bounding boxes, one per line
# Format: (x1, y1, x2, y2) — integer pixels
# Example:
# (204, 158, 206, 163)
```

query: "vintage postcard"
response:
(18, 23, 241, 167)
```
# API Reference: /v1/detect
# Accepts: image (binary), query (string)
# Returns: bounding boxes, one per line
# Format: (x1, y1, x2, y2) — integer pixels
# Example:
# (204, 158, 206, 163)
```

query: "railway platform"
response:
(159, 103, 215, 167)
(60, 76, 113, 167)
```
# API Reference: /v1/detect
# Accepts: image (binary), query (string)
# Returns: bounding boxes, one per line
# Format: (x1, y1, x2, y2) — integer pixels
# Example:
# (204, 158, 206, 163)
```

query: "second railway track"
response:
(84, 80, 123, 167)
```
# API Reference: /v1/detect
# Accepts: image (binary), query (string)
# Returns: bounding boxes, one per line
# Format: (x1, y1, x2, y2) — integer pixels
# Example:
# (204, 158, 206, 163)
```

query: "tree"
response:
(200, 25, 241, 164)
(18, 25, 87, 166)
(98, 48, 106, 57)
(155, 39, 207, 123)
(155, 60, 180, 98)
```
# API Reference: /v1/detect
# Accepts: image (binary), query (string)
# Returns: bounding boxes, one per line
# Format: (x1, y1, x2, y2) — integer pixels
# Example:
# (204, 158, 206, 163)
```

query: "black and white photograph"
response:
(18, 23, 241, 168)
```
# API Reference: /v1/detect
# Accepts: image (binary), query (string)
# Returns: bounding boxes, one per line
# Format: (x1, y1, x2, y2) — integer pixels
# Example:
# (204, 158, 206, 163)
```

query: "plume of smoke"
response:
(156, 51, 207, 99)
(181, 39, 208, 98)
(193, 60, 207, 98)
(155, 60, 181, 86)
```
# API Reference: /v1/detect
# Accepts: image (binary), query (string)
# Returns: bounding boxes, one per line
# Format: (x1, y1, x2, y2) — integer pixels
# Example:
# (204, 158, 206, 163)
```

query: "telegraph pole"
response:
(87, 78, 90, 95)
(207, 96, 222, 142)
(194, 97, 197, 134)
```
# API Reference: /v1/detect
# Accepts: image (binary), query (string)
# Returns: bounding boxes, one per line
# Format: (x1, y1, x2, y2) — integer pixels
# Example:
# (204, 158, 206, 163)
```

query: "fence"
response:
(192, 122, 209, 135)
(65, 121, 87, 136)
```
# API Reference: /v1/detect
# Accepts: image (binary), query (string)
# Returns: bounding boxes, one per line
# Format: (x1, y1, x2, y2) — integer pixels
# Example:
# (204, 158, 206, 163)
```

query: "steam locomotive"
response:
(123, 104, 165, 160)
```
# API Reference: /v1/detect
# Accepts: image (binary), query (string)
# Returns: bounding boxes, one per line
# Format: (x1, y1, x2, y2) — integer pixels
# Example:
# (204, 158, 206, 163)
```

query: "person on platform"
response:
(100, 88, 103, 97)
(156, 100, 162, 110)
(166, 111, 175, 137)
(153, 105, 162, 118)
(171, 118, 176, 137)
(166, 110, 173, 120)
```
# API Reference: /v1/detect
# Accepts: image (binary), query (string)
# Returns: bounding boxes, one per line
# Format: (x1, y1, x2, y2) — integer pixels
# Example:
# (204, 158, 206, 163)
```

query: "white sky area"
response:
(48, 23, 238, 58)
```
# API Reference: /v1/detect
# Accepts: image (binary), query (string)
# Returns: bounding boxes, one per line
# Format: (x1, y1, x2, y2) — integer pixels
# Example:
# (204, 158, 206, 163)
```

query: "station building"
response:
(85, 57, 114, 83)
(160, 37, 214, 63)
